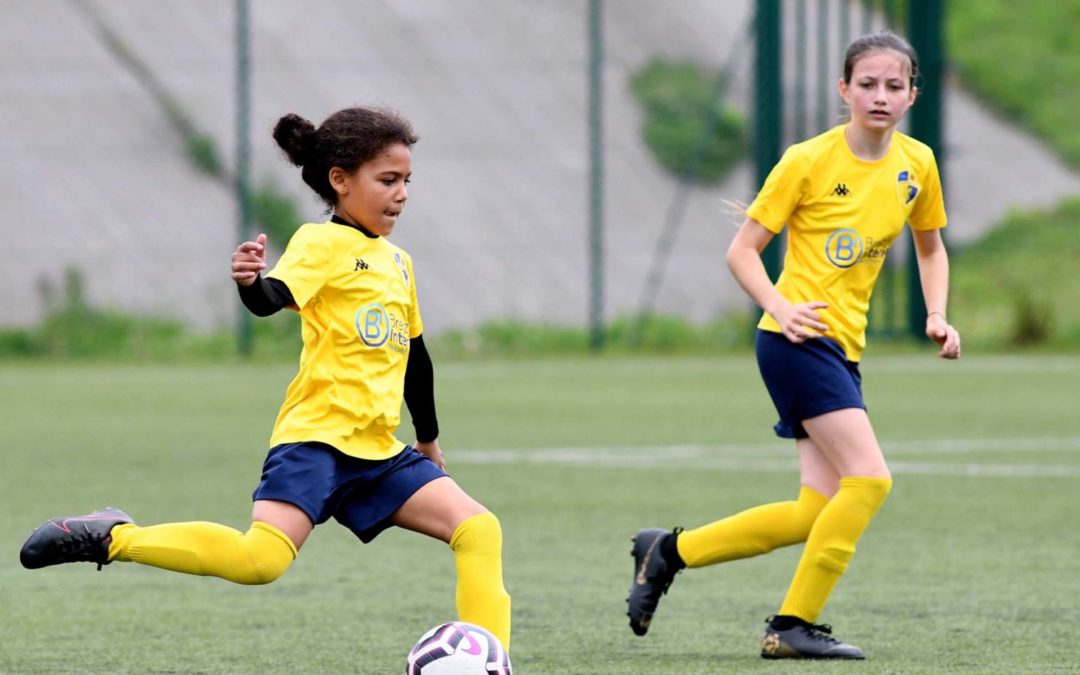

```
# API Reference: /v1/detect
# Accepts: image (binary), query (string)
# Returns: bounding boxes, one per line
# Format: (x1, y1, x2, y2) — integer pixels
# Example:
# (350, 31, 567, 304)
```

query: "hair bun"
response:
(272, 113, 317, 166)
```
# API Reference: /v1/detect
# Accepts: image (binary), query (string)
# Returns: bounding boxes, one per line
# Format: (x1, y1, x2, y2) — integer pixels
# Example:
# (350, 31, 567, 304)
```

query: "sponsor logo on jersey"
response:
(825, 228, 863, 268)
(824, 230, 896, 269)
(355, 302, 410, 352)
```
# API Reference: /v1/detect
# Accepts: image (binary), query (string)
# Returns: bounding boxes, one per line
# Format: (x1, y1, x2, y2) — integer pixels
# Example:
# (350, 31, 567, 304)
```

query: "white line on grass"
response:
(450, 437, 1080, 478)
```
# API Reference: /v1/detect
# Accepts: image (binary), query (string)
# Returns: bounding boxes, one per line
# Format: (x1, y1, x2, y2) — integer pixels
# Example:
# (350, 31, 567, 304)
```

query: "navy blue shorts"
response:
(252, 442, 447, 543)
(755, 330, 866, 439)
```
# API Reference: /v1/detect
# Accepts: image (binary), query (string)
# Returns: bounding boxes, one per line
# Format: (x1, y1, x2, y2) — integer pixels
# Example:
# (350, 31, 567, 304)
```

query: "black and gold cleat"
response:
(20, 508, 132, 571)
(760, 616, 865, 660)
(626, 527, 682, 636)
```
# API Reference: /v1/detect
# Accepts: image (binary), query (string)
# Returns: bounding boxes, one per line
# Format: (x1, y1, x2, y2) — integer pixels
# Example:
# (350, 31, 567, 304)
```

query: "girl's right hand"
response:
(771, 301, 829, 343)
(231, 233, 267, 286)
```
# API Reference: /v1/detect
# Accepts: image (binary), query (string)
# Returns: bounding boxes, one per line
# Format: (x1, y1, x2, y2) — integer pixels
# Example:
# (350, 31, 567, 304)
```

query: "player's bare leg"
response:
(393, 477, 511, 650)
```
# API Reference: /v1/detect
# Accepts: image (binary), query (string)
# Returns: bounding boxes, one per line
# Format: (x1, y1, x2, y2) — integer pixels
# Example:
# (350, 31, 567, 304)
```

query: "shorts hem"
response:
(774, 399, 868, 439)
(799, 398, 867, 421)
(352, 471, 445, 544)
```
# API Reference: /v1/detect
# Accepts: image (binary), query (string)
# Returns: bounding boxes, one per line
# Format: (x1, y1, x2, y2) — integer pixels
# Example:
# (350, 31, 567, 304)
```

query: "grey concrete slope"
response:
(1, 0, 239, 330)
(3, 0, 1078, 334)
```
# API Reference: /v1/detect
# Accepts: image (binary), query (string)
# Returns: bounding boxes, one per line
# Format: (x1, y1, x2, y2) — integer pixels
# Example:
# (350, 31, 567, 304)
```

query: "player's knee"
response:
(247, 557, 291, 585)
(449, 511, 502, 554)
(236, 522, 297, 585)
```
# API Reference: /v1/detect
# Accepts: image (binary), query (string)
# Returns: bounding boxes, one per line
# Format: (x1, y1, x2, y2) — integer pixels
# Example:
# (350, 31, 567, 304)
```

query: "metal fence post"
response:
(907, 0, 944, 338)
(587, 0, 605, 351)
(754, 0, 782, 282)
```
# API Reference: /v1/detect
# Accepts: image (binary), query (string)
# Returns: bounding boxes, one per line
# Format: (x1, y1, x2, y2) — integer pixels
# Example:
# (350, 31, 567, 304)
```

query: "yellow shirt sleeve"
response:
(266, 225, 330, 309)
(909, 154, 947, 231)
(746, 146, 810, 233)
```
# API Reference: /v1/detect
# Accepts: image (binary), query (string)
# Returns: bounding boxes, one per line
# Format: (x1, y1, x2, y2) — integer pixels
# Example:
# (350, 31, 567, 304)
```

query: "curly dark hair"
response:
(272, 107, 419, 207)
(843, 31, 919, 89)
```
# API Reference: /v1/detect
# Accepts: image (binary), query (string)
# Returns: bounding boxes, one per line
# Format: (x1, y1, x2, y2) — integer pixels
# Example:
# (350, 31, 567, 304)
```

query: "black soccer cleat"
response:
(20, 507, 133, 571)
(760, 616, 865, 659)
(626, 527, 682, 636)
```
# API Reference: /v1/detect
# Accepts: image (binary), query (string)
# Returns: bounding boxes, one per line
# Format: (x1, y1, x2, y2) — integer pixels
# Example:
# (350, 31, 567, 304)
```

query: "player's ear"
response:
(837, 78, 850, 105)
(328, 166, 349, 196)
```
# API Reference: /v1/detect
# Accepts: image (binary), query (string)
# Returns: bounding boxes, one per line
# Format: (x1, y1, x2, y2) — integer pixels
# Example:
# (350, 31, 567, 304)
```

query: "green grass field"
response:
(3, 354, 1079, 673)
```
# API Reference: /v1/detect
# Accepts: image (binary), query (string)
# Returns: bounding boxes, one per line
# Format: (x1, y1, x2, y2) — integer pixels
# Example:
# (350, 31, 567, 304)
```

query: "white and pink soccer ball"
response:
(405, 622, 512, 675)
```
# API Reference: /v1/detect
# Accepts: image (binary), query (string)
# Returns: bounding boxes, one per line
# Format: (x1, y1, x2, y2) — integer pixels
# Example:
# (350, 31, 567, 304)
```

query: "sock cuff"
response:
(449, 511, 500, 551)
(251, 520, 298, 559)
(107, 523, 137, 561)
(839, 475, 893, 496)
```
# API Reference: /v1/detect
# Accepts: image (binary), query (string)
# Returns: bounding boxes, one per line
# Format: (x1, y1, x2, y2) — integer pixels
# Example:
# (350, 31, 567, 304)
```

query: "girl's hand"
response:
(414, 439, 446, 471)
(926, 312, 961, 359)
(231, 233, 267, 286)
(771, 301, 829, 343)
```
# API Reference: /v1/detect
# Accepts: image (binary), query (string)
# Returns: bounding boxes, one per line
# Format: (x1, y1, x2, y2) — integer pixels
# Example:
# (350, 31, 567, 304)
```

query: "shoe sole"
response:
(626, 529, 666, 636)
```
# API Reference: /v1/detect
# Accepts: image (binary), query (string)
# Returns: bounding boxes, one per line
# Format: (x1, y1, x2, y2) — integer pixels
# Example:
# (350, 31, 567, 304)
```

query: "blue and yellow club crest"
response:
(896, 170, 919, 207)
(393, 252, 410, 289)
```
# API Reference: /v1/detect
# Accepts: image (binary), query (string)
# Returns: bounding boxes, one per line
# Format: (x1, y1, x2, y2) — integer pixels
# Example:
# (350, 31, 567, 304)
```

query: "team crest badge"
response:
(393, 252, 410, 288)
(896, 170, 919, 206)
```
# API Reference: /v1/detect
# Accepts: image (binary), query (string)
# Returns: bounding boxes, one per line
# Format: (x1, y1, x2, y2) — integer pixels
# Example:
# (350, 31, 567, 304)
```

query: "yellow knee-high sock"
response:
(778, 476, 892, 622)
(449, 512, 512, 651)
(108, 520, 297, 585)
(676, 486, 829, 568)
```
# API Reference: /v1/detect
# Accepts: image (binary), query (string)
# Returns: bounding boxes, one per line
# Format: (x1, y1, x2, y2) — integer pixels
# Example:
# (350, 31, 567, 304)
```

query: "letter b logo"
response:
(825, 228, 863, 269)
(355, 303, 389, 347)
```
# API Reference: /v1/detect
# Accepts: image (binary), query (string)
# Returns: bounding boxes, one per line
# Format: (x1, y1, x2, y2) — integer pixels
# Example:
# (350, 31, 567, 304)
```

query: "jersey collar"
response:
(330, 214, 379, 239)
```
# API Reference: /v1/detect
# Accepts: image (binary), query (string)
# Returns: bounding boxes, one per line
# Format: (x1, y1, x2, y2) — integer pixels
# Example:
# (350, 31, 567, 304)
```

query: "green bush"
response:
(431, 313, 754, 359)
(950, 198, 1080, 349)
(630, 60, 745, 183)
(187, 133, 223, 175)
(949, 1, 1080, 168)
(251, 183, 305, 245)
(0, 268, 304, 362)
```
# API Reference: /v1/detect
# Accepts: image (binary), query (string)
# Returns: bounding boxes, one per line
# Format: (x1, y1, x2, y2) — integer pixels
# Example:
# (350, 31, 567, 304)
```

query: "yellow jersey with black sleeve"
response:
(747, 125, 946, 362)
(265, 220, 423, 460)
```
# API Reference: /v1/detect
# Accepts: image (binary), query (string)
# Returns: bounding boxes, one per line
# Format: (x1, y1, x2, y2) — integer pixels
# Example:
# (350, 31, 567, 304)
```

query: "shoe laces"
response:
(805, 623, 840, 644)
(54, 526, 110, 567)
(765, 616, 840, 644)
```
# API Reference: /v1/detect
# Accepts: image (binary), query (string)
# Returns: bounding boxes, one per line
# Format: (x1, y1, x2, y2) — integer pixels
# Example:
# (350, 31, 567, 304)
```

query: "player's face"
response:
(839, 50, 916, 133)
(336, 142, 412, 237)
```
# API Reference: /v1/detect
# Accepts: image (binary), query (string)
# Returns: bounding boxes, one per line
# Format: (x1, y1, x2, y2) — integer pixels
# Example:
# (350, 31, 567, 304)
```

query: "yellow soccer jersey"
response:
(266, 221, 423, 460)
(747, 125, 946, 361)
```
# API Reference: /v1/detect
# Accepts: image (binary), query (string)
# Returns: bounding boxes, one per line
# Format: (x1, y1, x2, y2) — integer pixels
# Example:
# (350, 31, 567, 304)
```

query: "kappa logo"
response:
(832, 183, 850, 197)
(354, 258, 369, 271)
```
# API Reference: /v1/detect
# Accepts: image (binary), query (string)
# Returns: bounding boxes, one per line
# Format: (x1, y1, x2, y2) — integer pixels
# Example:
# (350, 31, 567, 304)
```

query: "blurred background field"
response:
(2, 355, 1079, 673)
(4, 0, 1080, 672)
(4, 0, 1080, 355)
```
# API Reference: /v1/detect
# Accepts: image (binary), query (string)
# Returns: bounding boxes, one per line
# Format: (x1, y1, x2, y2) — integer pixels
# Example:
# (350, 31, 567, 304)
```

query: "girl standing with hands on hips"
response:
(21, 106, 511, 651)
(627, 31, 959, 659)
